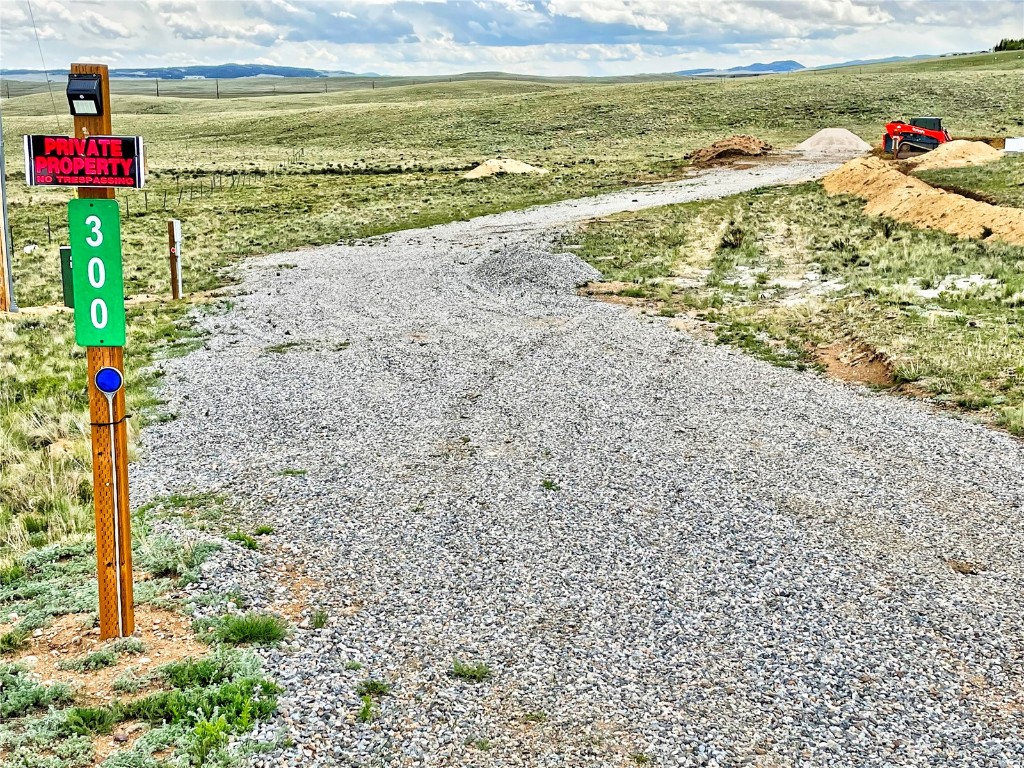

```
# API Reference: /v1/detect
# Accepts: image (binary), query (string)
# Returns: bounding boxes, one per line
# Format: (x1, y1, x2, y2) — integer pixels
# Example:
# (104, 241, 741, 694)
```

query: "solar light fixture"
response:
(66, 73, 103, 116)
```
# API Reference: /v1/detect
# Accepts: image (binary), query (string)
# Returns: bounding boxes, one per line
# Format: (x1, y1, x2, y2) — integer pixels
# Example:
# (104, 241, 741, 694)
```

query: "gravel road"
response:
(133, 160, 1024, 767)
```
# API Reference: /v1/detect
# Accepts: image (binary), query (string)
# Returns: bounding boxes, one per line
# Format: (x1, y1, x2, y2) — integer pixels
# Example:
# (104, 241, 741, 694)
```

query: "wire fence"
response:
(0, 75, 503, 100)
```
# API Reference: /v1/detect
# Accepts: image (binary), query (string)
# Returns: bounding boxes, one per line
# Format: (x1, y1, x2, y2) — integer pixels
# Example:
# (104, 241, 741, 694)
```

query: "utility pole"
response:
(0, 102, 17, 312)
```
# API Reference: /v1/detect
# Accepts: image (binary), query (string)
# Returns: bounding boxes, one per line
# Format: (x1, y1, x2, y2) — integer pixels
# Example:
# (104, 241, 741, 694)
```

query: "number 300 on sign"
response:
(68, 200, 126, 347)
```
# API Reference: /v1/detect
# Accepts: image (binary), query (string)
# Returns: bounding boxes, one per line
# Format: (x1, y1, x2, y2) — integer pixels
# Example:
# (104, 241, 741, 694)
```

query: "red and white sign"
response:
(24, 135, 145, 188)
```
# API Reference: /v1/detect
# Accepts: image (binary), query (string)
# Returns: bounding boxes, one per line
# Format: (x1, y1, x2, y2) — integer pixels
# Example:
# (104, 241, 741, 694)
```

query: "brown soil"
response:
(687, 135, 771, 164)
(955, 136, 1006, 150)
(903, 140, 1002, 173)
(813, 340, 895, 388)
(464, 158, 548, 179)
(6, 604, 206, 705)
(822, 156, 1024, 245)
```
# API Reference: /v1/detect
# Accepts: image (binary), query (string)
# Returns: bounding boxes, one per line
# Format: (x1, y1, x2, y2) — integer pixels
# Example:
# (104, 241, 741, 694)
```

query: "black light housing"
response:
(66, 74, 103, 117)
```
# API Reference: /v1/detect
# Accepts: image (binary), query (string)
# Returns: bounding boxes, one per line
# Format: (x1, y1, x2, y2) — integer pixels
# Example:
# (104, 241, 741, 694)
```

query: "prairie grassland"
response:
(1, 56, 1023, 559)
(570, 174, 1024, 432)
(916, 154, 1024, 208)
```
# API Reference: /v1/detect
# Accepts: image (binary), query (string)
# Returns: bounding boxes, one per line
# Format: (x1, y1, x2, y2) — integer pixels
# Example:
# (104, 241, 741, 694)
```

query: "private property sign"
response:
(24, 135, 145, 188)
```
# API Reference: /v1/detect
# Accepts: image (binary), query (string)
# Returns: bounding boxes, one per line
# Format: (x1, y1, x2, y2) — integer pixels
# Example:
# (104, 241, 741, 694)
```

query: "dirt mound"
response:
(904, 140, 1003, 172)
(686, 135, 771, 164)
(794, 128, 872, 156)
(823, 156, 1024, 245)
(464, 158, 549, 179)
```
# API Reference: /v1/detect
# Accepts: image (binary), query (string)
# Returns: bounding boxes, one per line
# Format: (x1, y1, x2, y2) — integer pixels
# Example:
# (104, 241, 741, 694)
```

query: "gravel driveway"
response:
(133, 160, 1024, 768)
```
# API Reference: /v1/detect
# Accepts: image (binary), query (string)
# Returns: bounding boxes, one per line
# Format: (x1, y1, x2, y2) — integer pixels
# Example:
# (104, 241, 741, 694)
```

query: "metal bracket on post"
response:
(95, 366, 127, 637)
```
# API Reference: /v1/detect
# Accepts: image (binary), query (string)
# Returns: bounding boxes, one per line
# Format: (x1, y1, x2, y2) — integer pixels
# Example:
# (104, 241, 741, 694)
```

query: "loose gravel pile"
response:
(132, 160, 1024, 767)
(794, 128, 872, 156)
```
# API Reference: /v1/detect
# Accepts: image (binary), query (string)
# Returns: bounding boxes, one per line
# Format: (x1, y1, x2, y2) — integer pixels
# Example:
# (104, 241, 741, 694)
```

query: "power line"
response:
(26, 0, 63, 133)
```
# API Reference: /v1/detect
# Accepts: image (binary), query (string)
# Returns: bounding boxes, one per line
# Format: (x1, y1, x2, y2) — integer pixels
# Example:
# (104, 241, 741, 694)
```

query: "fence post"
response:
(167, 219, 182, 299)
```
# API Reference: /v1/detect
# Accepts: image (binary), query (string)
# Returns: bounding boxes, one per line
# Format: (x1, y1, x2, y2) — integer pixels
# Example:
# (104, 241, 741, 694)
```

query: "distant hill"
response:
(0, 64, 346, 80)
(812, 55, 933, 70)
(676, 60, 804, 76)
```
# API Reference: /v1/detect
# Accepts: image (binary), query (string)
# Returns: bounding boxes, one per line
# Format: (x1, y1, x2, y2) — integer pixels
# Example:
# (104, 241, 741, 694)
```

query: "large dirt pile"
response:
(823, 156, 1024, 245)
(904, 140, 1003, 172)
(794, 128, 872, 156)
(464, 159, 549, 179)
(686, 135, 771, 164)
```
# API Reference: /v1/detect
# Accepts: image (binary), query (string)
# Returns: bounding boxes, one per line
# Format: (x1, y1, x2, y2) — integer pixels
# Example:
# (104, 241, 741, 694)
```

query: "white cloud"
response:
(0, 0, 1020, 77)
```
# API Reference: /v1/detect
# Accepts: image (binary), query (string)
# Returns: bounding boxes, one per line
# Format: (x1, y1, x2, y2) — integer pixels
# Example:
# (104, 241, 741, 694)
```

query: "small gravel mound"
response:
(794, 128, 872, 156)
(686, 135, 771, 164)
(464, 158, 548, 179)
(905, 139, 1003, 172)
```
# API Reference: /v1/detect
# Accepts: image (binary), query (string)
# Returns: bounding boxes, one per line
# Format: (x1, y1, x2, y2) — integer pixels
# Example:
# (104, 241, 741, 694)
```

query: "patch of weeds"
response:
(631, 753, 652, 765)
(311, 608, 328, 629)
(0, 562, 26, 585)
(253, 525, 275, 536)
(356, 694, 376, 723)
(264, 341, 306, 354)
(112, 668, 151, 694)
(356, 679, 392, 697)
(123, 674, 280, 728)
(277, 468, 307, 477)
(450, 659, 492, 682)
(541, 479, 560, 491)
(58, 648, 118, 671)
(344, 660, 363, 671)
(0, 663, 74, 717)
(137, 536, 221, 583)
(203, 612, 288, 646)
(469, 738, 492, 750)
(109, 636, 146, 655)
(616, 285, 651, 299)
(190, 713, 231, 766)
(0, 627, 30, 654)
(522, 711, 548, 723)
(63, 705, 119, 736)
(226, 531, 260, 551)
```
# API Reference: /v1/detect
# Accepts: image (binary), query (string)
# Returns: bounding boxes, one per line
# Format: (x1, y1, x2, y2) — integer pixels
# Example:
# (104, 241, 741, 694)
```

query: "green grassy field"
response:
(917, 154, 1024, 208)
(1, 54, 1023, 560)
(571, 165, 1024, 433)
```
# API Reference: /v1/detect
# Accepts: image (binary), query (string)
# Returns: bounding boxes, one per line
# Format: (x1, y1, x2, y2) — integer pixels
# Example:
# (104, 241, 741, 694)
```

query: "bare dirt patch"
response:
(687, 135, 771, 165)
(823, 156, 1024, 245)
(464, 158, 548, 179)
(9, 604, 206, 704)
(813, 340, 895, 388)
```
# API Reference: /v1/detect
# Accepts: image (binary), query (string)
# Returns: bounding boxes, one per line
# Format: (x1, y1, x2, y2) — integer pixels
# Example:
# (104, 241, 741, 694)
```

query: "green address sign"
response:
(69, 199, 126, 347)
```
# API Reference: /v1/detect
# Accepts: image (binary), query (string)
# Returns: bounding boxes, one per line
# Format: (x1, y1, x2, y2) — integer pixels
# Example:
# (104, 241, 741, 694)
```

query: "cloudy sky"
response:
(1, 1, 1021, 76)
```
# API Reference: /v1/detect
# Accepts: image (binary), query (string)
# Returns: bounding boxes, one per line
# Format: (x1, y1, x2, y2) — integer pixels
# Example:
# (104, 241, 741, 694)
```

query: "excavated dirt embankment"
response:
(823, 156, 1024, 245)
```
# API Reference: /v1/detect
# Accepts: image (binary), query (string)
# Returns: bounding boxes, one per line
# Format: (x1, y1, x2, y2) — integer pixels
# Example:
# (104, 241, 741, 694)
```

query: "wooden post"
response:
(167, 219, 182, 299)
(72, 62, 134, 640)
(0, 101, 14, 312)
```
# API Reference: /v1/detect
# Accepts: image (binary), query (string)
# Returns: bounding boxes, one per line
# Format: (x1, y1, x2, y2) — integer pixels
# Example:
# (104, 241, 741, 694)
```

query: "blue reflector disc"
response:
(95, 367, 124, 395)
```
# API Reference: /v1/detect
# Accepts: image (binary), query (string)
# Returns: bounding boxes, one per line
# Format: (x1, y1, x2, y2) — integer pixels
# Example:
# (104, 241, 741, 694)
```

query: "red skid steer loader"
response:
(882, 117, 952, 159)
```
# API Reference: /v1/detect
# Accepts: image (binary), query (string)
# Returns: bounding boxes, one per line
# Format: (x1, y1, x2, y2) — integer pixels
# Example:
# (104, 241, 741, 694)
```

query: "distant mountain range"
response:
(675, 54, 938, 77)
(0, 53, 958, 83)
(812, 54, 933, 69)
(0, 64, 359, 80)
(675, 60, 805, 76)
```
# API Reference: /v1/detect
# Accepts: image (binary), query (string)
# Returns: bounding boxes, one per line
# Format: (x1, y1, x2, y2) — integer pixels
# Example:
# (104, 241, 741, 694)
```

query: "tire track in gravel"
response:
(132, 160, 1024, 768)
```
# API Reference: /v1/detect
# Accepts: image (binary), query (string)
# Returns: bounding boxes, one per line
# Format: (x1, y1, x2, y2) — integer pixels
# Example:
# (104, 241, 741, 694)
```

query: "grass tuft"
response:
(450, 658, 492, 682)
(202, 612, 288, 646)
